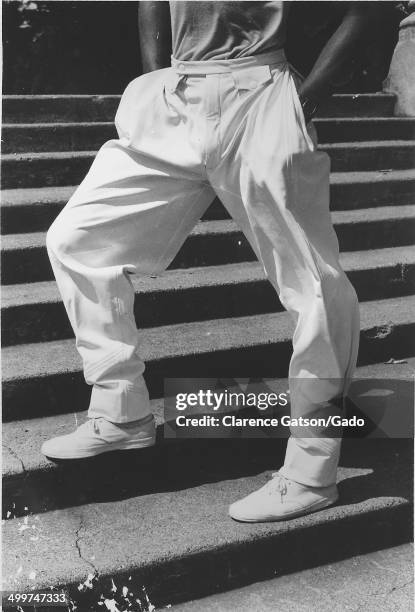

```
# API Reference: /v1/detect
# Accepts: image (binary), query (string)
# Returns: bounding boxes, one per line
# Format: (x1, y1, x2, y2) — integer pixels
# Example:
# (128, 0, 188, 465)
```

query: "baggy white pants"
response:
(46, 50, 360, 487)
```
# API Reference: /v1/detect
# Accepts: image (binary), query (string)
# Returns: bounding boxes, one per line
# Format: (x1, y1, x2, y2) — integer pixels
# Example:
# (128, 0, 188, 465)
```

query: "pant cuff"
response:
(88, 383, 151, 423)
(280, 436, 341, 488)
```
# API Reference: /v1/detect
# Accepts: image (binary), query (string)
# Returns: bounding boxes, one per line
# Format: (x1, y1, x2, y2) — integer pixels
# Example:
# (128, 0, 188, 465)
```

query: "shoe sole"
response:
(42, 436, 156, 460)
(229, 492, 339, 523)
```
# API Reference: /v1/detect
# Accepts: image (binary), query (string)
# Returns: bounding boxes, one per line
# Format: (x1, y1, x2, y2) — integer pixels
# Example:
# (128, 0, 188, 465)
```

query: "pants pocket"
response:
(232, 65, 273, 94)
(115, 69, 169, 144)
(288, 66, 316, 152)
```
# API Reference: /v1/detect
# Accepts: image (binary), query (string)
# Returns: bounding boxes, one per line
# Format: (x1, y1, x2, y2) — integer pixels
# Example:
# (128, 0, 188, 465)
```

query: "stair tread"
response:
(4, 117, 414, 129)
(2, 93, 396, 99)
(2, 436, 412, 595)
(2, 205, 414, 252)
(3, 295, 415, 382)
(322, 140, 415, 149)
(2, 121, 115, 128)
(2, 246, 414, 309)
(2, 94, 123, 100)
(2, 169, 414, 208)
(2, 150, 96, 161)
(330, 168, 415, 184)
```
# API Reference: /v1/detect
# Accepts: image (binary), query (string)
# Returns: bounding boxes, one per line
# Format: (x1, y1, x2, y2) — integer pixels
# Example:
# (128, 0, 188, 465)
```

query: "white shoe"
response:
(229, 471, 338, 522)
(41, 415, 156, 459)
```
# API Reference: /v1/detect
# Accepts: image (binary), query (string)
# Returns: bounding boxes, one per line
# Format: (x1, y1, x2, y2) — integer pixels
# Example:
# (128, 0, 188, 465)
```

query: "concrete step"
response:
(2, 142, 414, 189)
(2, 95, 122, 124)
(1, 151, 94, 190)
(2, 122, 117, 154)
(1, 93, 397, 123)
(4, 118, 415, 153)
(0, 187, 224, 234)
(322, 141, 415, 173)
(2, 247, 415, 347)
(2, 170, 415, 235)
(168, 544, 413, 612)
(3, 359, 413, 517)
(2, 295, 414, 421)
(2, 206, 414, 285)
(2, 435, 412, 607)
(315, 117, 415, 144)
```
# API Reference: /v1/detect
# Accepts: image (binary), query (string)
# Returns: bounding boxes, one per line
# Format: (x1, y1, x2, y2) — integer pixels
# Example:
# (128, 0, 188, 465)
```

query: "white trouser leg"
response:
(47, 69, 215, 422)
(211, 63, 360, 487)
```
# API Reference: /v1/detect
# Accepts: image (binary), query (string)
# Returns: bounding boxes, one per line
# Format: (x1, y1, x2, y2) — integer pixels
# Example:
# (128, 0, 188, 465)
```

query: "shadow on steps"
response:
(3, 437, 413, 518)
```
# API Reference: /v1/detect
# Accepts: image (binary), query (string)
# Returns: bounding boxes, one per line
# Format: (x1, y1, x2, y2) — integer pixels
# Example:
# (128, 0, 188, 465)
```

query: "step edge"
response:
(2, 295, 415, 382)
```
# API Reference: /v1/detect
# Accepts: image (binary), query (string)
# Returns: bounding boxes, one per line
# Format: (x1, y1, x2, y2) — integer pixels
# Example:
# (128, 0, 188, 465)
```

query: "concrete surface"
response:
(168, 543, 414, 612)
(321, 140, 415, 172)
(2, 169, 414, 222)
(2, 94, 122, 123)
(3, 142, 415, 190)
(2, 206, 415, 285)
(3, 118, 415, 154)
(2, 122, 116, 154)
(2, 439, 412, 604)
(3, 360, 413, 516)
(4, 294, 414, 379)
(3, 246, 414, 346)
(314, 117, 415, 142)
(2, 295, 415, 421)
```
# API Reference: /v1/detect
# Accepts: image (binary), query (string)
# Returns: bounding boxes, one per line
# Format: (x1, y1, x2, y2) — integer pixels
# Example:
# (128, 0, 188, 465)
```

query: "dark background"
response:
(2, 0, 403, 95)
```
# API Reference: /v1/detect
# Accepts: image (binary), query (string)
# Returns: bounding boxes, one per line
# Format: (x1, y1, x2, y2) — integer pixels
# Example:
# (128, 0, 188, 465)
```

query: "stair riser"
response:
(1, 95, 396, 124)
(2, 124, 117, 154)
(3, 264, 415, 347)
(0, 198, 229, 236)
(326, 145, 415, 173)
(2, 320, 414, 422)
(3, 177, 415, 235)
(316, 120, 415, 144)
(2, 97, 121, 124)
(331, 177, 415, 212)
(3, 146, 414, 189)
(4, 120, 415, 153)
(318, 96, 396, 118)
(2, 217, 415, 285)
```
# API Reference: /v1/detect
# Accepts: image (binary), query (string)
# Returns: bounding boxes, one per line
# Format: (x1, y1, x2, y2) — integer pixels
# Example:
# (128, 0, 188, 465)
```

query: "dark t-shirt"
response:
(170, 1, 290, 61)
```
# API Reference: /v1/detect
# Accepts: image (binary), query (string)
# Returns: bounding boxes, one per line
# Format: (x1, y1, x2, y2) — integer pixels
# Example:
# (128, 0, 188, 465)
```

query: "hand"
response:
(299, 95, 320, 124)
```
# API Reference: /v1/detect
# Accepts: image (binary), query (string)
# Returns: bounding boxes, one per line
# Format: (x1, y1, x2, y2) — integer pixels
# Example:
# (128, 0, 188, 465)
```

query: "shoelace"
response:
(78, 418, 101, 435)
(265, 472, 290, 503)
(92, 419, 100, 435)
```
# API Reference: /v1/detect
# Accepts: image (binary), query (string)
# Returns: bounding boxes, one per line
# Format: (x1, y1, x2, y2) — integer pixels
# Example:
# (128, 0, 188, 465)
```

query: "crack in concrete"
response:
(350, 578, 413, 611)
(3, 443, 26, 475)
(74, 516, 98, 576)
(387, 578, 413, 595)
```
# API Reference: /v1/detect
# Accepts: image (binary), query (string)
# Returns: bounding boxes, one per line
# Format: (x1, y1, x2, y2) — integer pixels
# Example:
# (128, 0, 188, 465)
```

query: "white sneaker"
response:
(41, 415, 156, 459)
(229, 472, 338, 522)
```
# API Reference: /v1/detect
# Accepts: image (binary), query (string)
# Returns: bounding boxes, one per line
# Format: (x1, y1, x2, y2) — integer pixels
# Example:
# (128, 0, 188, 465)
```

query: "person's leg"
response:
(210, 61, 359, 519)
(42, 69, 215, 458)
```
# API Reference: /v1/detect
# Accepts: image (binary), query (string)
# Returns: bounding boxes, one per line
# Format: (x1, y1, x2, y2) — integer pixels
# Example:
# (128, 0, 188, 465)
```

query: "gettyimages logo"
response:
(175, 388, 289, 411)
